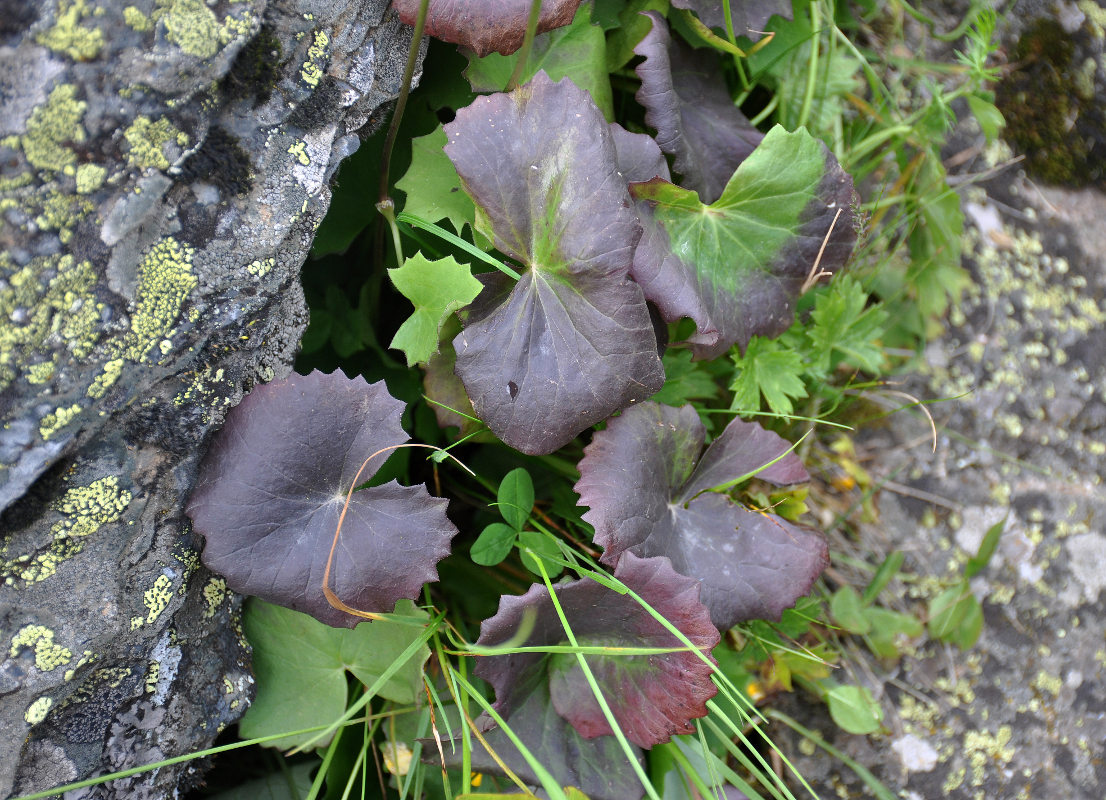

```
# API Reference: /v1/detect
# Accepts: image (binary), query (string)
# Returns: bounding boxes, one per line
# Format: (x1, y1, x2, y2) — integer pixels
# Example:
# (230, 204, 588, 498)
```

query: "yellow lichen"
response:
(288, 140, 310, 166)
(155, 0, 219, 58)
(39, 403, 82, 440)
(300, 29, 329, 87)
(22, 84, 87, 172)
(121, 237, 198, 361)
(26, 361, 56, 385)
(144, 574, 174, 623)
(123, 5, 151, 31)
(87, 358, 124, 399)
(202, 577, 227, 618)
(247, 258, 274, 277)
(124, 116, 188, 170)
(75, 163, 107, 194)
(37, 0, 104, 60)
(25, 696, 54, 725)
(145, 661, 160, 693)
(10, 626, 73, 671)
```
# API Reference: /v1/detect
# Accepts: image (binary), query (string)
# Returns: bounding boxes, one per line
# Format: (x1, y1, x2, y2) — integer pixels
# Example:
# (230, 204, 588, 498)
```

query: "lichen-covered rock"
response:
(0, 1, 421, 796)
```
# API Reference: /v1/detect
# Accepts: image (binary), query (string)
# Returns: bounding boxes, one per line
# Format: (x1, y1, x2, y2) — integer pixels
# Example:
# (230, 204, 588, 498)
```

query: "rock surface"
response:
(769, 141, 1106, 800)
(0, 1, 419, 796)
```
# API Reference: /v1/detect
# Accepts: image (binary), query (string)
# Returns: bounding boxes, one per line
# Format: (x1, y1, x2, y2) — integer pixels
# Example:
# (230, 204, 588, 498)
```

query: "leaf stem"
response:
(507, 0, 544, 91)
(377, 0, 429, 205)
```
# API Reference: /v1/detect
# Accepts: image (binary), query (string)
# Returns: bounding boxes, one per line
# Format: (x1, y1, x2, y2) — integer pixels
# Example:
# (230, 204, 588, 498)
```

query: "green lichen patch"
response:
(87, 358, 123, 399)
(75, 163, 106, 194)
(2, 476, 132, 584)
(300, 29, 329, 88)
(154, 0, 219, 58)
(120, 236, 199, 361)
(0, 254, 104, 391)
(123, 5, 151, 31)
(123, 116, 188, 171)
(37, 0, 104, 61)
(202, 576, 227, 618)
(24, 696, 54, 725)
(10, 625, 73, 671)
(143, 574, 174, 623)
(21, 84, 87, 173)
(39, 403, 82, 441)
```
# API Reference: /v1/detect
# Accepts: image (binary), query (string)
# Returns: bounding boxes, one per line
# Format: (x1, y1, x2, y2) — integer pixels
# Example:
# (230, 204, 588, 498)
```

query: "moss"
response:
(221, 25, 283, 105)
(21, 84, 87, 173)
(123, 5, 151, 31)
(155, 0, 219, 59)
(24, 696, 54, 725)
(995, 18, 1106, 186)
(121, 237, 198, 361)
(75, 162, 106, 194)
(10, 625, 73, 671)
(37, 0, 104, 61)
(123, 115, 188, 171)
(179, 126, 252, 196)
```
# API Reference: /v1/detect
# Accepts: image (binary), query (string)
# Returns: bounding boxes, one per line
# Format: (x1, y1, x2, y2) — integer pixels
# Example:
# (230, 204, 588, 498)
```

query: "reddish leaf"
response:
(395, 0, 584, 57)
(634, 12, 763, 204)
(476, 553, 719, 748)
(186, 370, 457, 628)
(671, 0, 792, 35)
(576, 402, 826, 629)
(445, 74, 664, 454)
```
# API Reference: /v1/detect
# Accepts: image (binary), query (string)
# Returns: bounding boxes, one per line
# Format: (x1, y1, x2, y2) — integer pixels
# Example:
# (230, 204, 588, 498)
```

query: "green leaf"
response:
(966, 95, 1005, 142)
(240, 598, 430, 749)
(862, 606, 923, 659)
(965, 515, 1007, 579)
(730, 336, 808, 415)
(950, 595, 984, 650)
(471, 522, 519, 566)
(830, 586, 871, 635)
(396, 126, 481, 241)
(632, 125, 858, 359)
(498, 467, 535, 530)
(826, 684, 883, 734)
(927, 580, 975, 641)
(606, 0, 670, 71)
(465, 4, 614, 120)
(388, 253, 483, 366)
(519, 530, 564, 577)
(651, 348, 721, 407)
(861, 551, 904, 605)
(208, 761, 316, 800)
(806, 275, 888, 374)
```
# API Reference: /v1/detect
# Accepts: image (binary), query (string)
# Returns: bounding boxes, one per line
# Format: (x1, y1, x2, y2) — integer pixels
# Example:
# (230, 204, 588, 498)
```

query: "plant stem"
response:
(508, 0, 544, 91)
(375, 0, 429, 265)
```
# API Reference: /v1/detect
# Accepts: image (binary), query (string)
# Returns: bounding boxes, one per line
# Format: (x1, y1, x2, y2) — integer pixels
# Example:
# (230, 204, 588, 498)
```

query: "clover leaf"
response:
(630, 124, 859, 359)
(575, 402, 827, 630)
(634, 11, 763, 204)
(394, 0, 583, 57)
(476, 553, 720, 749)
(186, 369, 457, 628)
(444, 73, 664, 454)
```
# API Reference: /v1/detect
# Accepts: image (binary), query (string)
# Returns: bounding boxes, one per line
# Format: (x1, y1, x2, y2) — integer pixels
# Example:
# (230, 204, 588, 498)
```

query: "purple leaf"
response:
(576, 402, 826, 629)
(394, 0, 583, 57)
(609, 122, 671, 184)
(476, 553, 720, 748)
(630, 125, 858, 359)
(186, 370, 457, 628)
(634, 12, 763, 204)
(434, 676, 644, 800)
(445, 73, 664, 454)
(671, 0, 793, 35)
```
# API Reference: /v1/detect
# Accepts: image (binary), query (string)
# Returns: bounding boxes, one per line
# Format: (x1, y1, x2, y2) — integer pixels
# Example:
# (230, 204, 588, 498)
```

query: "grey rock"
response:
(0, 0, 421, 796)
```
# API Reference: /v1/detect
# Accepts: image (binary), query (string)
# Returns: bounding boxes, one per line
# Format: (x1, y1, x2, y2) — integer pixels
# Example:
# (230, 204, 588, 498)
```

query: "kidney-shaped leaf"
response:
(445, 73, 664, 454)
(634, 11, 763, 204)
(575, 402, 826, 630)
(395, 0, 583, 57)
(671, 0, 793, 35)
(241, 598, 430, 749)
(435, 674, 644, 800)
(631, 124, 858, 359)
(476, 553, 720, 748)
(187, 369, 457, 628)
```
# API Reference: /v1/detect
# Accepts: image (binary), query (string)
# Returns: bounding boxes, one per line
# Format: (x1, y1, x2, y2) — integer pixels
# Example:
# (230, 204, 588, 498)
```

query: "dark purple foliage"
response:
(576, 402, 828, 629)
(186, 370, 457, 628)
(671, 0, 793, 35)
(444, 73, 664, 454)
(394, 0, 583, 57)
